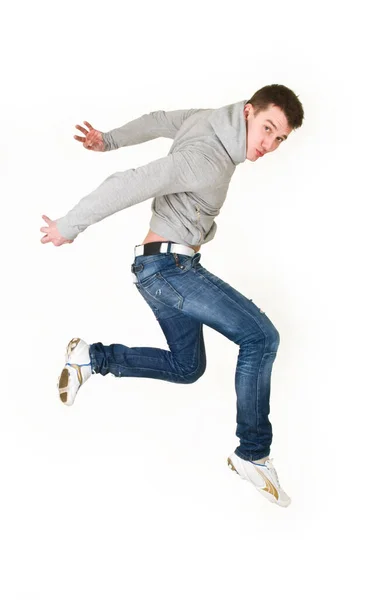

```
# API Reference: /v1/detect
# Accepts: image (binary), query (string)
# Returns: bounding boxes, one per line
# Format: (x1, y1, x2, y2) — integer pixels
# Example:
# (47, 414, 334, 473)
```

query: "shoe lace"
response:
(266, 458, 281, 489)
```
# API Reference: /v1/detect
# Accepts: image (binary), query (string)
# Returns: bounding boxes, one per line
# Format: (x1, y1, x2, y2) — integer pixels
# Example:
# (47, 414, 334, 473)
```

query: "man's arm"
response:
(55, 149, 216, 241)
(102, 108, 203, 151)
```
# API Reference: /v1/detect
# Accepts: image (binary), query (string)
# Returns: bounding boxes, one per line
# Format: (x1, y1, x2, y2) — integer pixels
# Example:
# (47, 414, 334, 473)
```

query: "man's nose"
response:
(262, 140, 274, 153)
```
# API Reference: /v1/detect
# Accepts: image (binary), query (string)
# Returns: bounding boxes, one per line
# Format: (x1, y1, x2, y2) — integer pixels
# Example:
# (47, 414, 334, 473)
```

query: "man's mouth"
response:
(255, 149, 263, 157)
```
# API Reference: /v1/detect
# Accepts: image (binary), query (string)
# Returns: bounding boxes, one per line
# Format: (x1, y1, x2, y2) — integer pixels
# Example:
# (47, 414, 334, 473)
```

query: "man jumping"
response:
(40, 84, 304, 507)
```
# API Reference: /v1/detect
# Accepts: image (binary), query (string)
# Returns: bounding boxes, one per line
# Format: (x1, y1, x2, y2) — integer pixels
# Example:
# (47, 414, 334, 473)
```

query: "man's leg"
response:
(90, 311, 206, 384)
(59, 262, 206, 405)
(103, 251, 279, 461)
(166, 260, 280, 462)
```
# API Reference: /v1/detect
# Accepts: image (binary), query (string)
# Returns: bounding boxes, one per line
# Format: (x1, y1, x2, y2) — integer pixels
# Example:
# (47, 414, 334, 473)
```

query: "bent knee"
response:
(242, 323, 280, 353)
(182, 361, 207, 384)
(268, 327, 280, 352)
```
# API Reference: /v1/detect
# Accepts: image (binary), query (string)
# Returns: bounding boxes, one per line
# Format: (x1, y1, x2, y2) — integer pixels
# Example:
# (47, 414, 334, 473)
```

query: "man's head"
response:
(244, 84, 304, 162)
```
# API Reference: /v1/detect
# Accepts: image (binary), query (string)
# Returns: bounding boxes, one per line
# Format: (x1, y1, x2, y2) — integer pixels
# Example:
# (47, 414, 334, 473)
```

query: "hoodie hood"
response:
(208, 99, 248, 166)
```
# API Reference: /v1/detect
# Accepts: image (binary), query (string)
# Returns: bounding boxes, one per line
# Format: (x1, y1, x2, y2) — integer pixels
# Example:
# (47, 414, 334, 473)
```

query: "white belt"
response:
(132, 243, 196, 283)
(134, 242, 196, 258)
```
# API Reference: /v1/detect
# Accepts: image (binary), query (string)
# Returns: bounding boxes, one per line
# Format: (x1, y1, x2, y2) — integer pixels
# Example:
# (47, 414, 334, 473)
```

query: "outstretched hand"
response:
(40, 215, 74, 246)
(74, 121, 105, 152)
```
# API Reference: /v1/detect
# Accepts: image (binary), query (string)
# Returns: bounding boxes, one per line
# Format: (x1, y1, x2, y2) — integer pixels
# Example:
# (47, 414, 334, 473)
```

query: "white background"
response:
(1, 0, 385, 597)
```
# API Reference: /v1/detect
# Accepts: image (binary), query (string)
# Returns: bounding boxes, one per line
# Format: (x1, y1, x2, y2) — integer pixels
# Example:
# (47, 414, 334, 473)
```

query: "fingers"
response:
(40, 234, 65, 246)
(74, 122, 100, 149)
(74, 122, 94, 135)
(41, 216, 50, 243)
(75, 124, 89, 136)
(40, 234, 73, 246)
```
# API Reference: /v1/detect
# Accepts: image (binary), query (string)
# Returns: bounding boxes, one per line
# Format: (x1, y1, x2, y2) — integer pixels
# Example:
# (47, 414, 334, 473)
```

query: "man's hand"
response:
(74, 121, 105, 152)
(40, 215, 74, 246)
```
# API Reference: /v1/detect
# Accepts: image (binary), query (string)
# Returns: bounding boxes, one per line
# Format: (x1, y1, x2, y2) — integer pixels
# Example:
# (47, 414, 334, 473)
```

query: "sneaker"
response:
(227, 452, 291, 508)
(57, 337, 92, 406)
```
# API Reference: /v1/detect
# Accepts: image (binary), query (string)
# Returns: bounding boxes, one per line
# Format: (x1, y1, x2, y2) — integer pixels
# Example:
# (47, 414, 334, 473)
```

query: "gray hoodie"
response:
(55, 99, 248, 246)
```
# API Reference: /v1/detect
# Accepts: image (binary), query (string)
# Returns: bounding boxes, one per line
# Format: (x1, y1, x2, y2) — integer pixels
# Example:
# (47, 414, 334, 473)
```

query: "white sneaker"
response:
(227, 452, 291, 508)
(58, 337, 92, 406)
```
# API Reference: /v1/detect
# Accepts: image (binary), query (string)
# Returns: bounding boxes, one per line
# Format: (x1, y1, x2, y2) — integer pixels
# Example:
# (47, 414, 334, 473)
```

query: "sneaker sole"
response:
(58, 338, 83, 404)
(58, 363, 84, 405)
(58, 367, 70, 403)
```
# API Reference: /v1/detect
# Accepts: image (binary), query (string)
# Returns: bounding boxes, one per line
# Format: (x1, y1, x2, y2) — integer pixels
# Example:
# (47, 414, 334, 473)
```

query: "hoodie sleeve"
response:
(55, 150, 216, 241)
(102, 109, 202, 151)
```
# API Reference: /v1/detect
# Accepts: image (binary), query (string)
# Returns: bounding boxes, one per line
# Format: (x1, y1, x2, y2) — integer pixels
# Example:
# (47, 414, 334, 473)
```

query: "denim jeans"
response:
(89, 249, 280, 461)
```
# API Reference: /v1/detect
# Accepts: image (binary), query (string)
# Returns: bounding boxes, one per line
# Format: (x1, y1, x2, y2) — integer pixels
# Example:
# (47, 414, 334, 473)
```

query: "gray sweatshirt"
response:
(55, 99, 248, 246)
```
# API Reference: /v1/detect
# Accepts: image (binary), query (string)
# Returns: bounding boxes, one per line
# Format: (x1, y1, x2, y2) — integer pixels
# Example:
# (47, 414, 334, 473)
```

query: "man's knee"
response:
(269, 326, 280, 353)
(183, 359, 207, 384)
(241, 322, 280, 353)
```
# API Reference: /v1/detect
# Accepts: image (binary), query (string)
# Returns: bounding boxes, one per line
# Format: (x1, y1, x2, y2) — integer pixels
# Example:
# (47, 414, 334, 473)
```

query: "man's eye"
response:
(265, 125, 282, 142)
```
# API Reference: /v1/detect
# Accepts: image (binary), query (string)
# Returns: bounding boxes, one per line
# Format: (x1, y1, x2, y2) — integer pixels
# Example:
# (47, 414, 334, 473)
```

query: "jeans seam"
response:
(176, 322, 204, 380)
(107, 362, 195, 380)
(255, 349, 277, 435)
(195, 268, 267, 340)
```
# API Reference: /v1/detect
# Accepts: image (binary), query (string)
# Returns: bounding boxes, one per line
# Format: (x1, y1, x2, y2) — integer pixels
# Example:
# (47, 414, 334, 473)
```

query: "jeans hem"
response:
(89, 348, 99, 374)
(234, 448, 271, 461)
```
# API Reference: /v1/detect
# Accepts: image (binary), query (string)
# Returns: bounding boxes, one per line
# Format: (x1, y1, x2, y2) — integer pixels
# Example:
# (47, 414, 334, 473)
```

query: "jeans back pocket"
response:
(139, 272, 184, 311)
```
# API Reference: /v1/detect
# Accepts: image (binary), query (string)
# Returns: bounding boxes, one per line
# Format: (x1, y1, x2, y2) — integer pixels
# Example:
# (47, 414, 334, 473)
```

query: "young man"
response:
(40, 84, 304, 508)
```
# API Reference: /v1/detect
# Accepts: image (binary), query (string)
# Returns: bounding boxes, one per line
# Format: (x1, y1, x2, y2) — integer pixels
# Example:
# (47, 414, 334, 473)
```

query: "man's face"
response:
(244, 103, 293, 161)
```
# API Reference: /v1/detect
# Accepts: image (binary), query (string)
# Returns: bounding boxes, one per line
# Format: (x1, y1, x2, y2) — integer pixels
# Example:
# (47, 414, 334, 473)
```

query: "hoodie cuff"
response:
(55, 217, 80, 241)
(101, 131, 118, 151)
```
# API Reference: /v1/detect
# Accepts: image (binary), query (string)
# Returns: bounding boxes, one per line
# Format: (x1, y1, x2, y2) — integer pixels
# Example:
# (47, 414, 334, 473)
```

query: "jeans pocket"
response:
(139, 271, 159, 288)
(140, 272, 184, 310)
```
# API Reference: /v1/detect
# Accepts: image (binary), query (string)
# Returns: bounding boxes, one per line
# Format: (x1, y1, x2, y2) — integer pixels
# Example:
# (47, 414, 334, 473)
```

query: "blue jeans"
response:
(89, 250, 280, 461)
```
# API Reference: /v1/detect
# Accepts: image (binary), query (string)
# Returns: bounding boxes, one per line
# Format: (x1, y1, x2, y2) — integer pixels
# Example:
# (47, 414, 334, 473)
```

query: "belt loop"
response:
(167, 241, 172, 254)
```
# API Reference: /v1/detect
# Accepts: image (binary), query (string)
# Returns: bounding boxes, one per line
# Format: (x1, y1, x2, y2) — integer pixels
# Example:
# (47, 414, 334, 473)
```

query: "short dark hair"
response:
(246, 84, 304, 130)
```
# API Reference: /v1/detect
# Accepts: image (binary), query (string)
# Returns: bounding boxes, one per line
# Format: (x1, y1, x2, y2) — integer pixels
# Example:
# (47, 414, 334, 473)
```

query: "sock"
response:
(253, 456, 269, 465)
